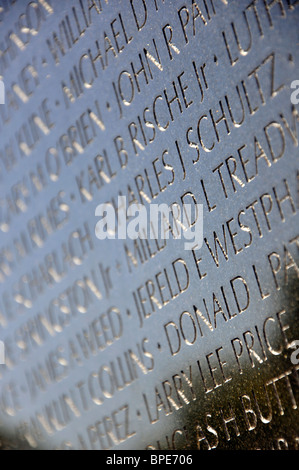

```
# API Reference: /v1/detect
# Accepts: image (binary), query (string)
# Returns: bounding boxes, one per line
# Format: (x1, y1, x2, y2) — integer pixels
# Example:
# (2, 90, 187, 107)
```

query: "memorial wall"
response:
(0, 0, 298, 450)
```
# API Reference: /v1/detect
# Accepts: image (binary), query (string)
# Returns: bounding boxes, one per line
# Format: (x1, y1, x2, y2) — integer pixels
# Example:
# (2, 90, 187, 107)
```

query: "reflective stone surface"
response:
(0, 0, 298, 450)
